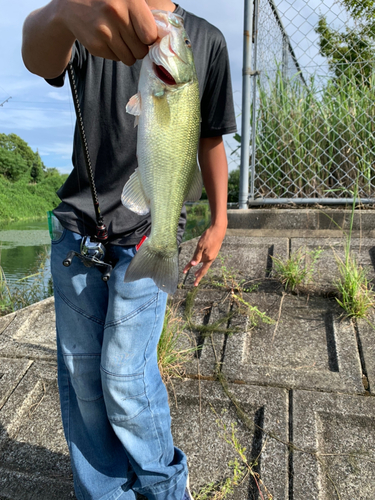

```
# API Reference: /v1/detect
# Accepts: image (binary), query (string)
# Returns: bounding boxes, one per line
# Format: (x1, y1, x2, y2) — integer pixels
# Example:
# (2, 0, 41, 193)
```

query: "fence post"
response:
(239, 0, 254, 209)
(250, 0, 260, 202)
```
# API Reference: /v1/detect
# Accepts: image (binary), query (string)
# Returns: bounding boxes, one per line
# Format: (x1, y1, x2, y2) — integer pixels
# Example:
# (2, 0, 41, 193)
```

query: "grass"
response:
(205, 256, 274, 327)
(193, 407, 272, 500)
(332, 188, 375, 319)
(253, 69, 375, 198)
(0, 247, 52, 317)
(0, 264, 13, 315)
(0, 176, 62, 222)
(272, 246, 323, 293)
(334, 252, 374, 319)
(157, 303, 196, 384)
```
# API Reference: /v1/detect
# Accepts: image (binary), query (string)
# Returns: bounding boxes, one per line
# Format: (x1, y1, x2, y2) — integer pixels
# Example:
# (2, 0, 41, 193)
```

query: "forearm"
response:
(22, 1, 75, 79)
(198, 136, 228, 231)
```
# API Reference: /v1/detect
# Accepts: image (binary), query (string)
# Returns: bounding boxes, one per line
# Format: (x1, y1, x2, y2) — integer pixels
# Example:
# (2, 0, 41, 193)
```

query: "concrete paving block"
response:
(290, 237, 375, 291)
(0, 469, 74, 500)
(356, 316, 375, 395)
(222, 293, 365, 394)
(0, 358, 33, 411)
(175, 291, 230, 378)
(179, 235, 289, 287)
(0, 361, 72, 499)
(227, 208, 319, 230)
(292, 390, 375, 500)
(0, 297, 56, 360)
(227, 208, 375, 232)
(169, 379, 289, 500)
(0, 313, 16, 336)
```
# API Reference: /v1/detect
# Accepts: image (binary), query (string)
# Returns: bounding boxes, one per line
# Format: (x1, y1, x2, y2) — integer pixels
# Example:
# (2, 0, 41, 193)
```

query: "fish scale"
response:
(121, 10, 202, 294)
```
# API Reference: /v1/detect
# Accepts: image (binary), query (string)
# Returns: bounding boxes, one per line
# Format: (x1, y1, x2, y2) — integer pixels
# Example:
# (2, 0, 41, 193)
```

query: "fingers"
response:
(192, 261, 212, 287)
(129, 2, 158, 46)
(183, 247, 203, 275)
(65, 0, 158, 65)
(183, 250, 214, 287)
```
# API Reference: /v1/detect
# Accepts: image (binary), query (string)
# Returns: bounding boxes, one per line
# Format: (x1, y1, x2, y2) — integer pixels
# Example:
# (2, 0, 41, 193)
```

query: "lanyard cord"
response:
(67, 62, 108, 242)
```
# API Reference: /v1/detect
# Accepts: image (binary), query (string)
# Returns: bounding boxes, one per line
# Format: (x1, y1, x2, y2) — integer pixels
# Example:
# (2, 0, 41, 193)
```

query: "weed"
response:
(0, 265, 13, 315)
(0, 247, 53, 316)
(334, 252, 374, 319)
(157, 303, 196, 384)
(193, 407, 273, 500)
(272, 246, 323, 292)
(323, 182, 375, 320)
(206, 256, 274, 328)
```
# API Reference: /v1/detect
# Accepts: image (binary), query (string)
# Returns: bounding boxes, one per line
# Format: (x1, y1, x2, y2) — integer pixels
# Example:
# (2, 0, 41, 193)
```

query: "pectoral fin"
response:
(185, 163, 203, 202)
(126, 92, 142, 116)
(121, 169, 150, 215)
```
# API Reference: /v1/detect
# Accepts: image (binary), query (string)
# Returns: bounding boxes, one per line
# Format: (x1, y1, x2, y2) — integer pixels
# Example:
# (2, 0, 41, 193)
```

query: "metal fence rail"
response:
(244, 0, 375, 205)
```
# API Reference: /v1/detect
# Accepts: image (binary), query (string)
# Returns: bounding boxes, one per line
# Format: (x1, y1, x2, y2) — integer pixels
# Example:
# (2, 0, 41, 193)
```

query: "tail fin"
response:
(124, 239, 179, 294)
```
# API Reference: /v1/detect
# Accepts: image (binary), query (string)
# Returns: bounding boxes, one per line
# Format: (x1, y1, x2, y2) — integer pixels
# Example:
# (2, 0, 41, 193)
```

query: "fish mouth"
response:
(154, 64, 177, 86)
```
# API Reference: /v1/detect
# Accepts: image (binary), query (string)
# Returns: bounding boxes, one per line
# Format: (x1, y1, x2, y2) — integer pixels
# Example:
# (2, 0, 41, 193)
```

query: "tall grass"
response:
(0, 176, 61, 222)
(255, 70, 375, 197)
(0, 248, 53, 316)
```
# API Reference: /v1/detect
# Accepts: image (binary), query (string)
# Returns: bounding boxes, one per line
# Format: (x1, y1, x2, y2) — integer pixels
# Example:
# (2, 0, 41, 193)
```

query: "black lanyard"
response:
(67, 62, 108, 243)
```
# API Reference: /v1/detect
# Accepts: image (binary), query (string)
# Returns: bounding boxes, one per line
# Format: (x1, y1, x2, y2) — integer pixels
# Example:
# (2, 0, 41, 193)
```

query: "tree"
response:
(30, 151, 44, 183)
(316, 0, 375, 84)
(0, 133, 46, 182)
(228, 167, 240, 203)
(0, 147, 28, 181)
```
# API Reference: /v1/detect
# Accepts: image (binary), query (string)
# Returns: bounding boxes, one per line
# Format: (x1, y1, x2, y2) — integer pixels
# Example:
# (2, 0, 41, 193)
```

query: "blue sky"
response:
(0, 1, 244, 174)
(0, 0, 343, 175)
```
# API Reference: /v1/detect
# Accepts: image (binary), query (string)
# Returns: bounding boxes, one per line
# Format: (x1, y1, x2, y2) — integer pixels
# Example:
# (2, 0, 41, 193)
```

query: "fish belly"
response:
(124, 81, 200, 294)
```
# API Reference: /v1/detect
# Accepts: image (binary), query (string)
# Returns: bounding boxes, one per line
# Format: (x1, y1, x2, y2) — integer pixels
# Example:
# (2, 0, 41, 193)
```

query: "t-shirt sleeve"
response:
(45, 42, 87, 87)
(200, 44, 237, 138)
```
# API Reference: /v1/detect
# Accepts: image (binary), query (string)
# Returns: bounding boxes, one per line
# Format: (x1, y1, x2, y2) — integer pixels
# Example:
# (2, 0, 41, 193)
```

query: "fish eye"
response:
(185, 39, 191, 48)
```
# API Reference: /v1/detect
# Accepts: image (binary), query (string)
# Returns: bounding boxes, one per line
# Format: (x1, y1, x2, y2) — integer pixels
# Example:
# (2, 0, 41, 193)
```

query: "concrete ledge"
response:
(228, 208, 375, 232)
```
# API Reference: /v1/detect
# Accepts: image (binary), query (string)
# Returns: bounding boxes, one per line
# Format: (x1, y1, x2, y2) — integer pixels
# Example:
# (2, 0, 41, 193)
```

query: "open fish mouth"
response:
(154, 64, 176, 85)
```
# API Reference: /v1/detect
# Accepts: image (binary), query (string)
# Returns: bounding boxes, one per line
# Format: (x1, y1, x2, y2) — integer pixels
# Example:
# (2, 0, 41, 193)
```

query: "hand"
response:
(183, 225, 227, 287)
(59, 0, 158, 64)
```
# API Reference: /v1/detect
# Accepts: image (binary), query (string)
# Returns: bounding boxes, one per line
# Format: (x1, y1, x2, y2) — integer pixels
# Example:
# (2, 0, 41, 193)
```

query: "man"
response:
(22, 1, 236, 499)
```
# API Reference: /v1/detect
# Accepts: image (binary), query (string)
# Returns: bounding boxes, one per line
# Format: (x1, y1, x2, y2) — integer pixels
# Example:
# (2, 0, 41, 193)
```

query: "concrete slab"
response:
(0, 358, 33, 410)
(0, 361, 73, 500)
(227, 208, 375, 233)
(172, 290, 230, 378)
(292, 389, 375, 500)
(169, 379, 289, 500)
(356, 316, 375, 396)
(222, 293, 365, 394)
(179, 235, 288, 288)
(290, 237, 375, 291)
(0, 297, 56, 361)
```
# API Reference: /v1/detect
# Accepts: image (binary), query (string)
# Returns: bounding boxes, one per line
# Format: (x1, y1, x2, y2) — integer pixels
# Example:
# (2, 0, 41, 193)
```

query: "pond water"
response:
(0, 219, 52, 307)
(0, 212, 209, 311)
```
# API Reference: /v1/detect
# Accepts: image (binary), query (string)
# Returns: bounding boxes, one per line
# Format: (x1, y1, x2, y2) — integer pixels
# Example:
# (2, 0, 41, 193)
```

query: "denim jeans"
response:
(51, 228, 188, 500)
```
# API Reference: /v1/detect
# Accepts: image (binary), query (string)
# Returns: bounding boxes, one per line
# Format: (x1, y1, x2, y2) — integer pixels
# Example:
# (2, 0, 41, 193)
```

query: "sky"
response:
(0, 0, 343, 175)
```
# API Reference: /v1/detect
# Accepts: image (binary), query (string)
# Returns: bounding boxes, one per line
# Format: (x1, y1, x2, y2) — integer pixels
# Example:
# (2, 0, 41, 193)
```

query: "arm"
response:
(183, 136, 228, 286)
(22, 0, 158, 79)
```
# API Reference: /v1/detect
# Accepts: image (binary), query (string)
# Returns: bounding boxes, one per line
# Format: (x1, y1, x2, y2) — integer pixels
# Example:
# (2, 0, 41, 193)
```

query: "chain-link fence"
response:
(247, 0, 375, 204)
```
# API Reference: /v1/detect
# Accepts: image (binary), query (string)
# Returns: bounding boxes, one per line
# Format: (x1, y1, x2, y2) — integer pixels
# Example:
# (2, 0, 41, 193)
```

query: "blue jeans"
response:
(51, 228, 188, 500)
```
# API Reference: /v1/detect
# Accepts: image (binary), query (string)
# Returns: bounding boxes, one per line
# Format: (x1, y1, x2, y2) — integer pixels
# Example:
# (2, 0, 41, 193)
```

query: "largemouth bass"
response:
(121, 10, 202, 294)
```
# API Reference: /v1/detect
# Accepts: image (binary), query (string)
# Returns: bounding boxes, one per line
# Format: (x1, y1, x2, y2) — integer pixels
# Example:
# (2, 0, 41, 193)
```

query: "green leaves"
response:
(0, 133, 47, 183)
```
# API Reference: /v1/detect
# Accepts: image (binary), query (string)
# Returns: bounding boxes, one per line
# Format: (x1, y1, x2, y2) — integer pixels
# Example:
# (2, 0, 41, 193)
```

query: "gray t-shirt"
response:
(48, 4, 237, 246)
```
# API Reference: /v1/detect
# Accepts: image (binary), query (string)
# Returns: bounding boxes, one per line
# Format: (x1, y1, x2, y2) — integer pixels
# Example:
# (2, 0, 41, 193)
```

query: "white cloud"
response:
(48, 91, 70, 102)
(39, 142, 73, 159)
(0, 107, 72, 131)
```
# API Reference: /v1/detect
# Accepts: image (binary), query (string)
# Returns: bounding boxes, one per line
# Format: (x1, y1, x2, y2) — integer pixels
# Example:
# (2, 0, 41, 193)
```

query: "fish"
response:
(121, 9, 202, 294)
